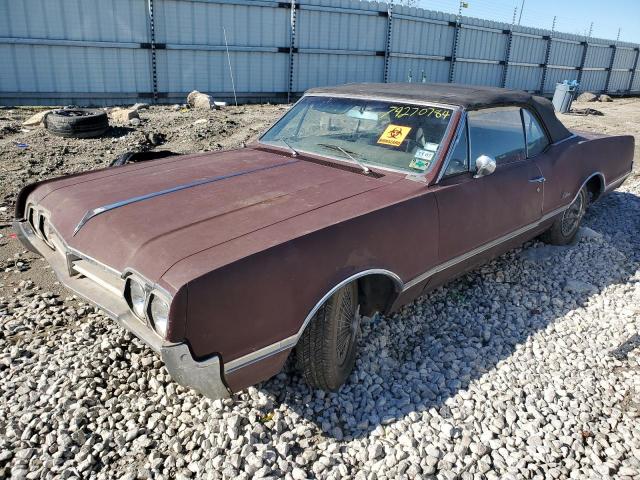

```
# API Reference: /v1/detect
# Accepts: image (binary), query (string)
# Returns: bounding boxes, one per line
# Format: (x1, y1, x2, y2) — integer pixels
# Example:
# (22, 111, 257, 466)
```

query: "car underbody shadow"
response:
(253, 189, 640, 441)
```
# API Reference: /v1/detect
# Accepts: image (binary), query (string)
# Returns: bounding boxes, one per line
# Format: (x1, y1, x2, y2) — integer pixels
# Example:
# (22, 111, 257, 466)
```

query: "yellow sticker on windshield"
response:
(377, 124, 411, 147)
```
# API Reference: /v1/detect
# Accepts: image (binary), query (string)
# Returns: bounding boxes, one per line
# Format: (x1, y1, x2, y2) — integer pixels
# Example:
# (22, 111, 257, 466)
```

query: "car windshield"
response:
(260, 96, 454, 174)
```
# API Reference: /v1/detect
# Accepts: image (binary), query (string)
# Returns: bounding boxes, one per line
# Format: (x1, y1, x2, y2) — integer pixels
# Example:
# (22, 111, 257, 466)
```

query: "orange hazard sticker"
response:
(377, 124, 411, 147)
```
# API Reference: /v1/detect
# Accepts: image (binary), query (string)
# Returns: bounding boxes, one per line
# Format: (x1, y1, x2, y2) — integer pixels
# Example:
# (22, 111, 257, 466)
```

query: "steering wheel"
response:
(404, 138, 419, 153)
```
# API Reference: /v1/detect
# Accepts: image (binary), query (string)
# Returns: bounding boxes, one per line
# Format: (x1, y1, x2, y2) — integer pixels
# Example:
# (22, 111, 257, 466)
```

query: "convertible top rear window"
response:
(260, 96, 454, 174)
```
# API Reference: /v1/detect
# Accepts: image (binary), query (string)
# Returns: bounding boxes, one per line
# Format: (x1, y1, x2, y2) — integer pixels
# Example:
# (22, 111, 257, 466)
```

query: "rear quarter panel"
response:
(536, 133, 634, 214)
(571, 132, 635, 185)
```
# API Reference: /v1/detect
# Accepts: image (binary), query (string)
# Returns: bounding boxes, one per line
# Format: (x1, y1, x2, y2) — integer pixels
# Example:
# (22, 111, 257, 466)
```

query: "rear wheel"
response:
(541, 187, 587, 245)
(297, 282, 360, 391)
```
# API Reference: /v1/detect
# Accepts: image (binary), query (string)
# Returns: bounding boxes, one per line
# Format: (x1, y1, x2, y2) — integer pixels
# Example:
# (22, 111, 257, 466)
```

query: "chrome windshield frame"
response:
(435, 110, 469, 183)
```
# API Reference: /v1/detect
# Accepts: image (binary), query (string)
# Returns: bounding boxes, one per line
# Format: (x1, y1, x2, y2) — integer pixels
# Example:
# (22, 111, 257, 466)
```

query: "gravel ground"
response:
(1, 100, 639, 479)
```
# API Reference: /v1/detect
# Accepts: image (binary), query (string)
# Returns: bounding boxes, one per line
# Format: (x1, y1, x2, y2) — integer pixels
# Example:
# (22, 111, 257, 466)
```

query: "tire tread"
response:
(44, 109, 109, 138)
(297, 283, 357, 391)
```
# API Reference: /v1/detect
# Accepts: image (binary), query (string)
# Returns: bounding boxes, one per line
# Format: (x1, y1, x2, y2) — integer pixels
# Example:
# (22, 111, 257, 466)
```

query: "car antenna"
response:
(223, 27, 238, 107)
(332, 145, 370, 174)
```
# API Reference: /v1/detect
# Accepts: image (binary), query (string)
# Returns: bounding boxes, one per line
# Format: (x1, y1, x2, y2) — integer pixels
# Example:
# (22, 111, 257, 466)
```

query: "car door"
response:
(432, 106, 544, 272)
(520, 108, 564, 215)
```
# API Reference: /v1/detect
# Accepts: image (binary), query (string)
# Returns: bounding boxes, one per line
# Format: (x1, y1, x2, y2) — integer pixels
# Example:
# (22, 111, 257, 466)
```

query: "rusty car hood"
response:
(32, 148, 400, 284)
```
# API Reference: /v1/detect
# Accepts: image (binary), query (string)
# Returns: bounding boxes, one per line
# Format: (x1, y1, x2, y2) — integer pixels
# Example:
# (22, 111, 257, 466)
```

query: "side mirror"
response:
(474, 155, 496, 178)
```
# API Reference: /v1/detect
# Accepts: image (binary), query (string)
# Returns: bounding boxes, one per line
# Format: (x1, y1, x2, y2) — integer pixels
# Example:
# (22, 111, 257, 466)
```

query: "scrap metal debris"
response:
(568, 107, 604, 116)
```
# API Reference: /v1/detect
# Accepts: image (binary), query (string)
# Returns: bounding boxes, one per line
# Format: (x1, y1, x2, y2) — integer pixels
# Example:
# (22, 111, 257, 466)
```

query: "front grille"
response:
(24, 209, 128, 315)
(70, 259, 124, 297)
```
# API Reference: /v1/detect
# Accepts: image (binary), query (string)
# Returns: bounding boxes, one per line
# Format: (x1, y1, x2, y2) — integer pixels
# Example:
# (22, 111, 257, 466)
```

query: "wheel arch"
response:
(299, 269, 404, 338)
(564, 171, 605, 209)
(584, 171, 605, 203)
(223, 268, 404, 376)
(357, 271, 404, 317)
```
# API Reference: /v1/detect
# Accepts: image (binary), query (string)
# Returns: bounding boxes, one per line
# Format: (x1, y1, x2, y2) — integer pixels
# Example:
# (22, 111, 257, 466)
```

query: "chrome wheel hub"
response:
(336, 296, 359, 366)
(561, 192, 584, 237)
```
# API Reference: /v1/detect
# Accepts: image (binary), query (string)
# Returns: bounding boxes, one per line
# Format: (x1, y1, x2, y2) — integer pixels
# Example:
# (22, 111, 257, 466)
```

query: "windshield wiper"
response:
(278, 137, 298, 157)
(317, 143, 371, 174)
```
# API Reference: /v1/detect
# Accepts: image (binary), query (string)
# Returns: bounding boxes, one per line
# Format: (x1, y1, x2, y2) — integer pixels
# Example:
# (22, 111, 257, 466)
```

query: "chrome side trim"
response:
(402, 204, 566, 290)
(73, 159, 299, 235)
(604, 171, 631, 192)
(224, 268, 403, 374)
(224, 336, 294, 375)
(552, 133, 578, 145)
(404, 170, 606, 290)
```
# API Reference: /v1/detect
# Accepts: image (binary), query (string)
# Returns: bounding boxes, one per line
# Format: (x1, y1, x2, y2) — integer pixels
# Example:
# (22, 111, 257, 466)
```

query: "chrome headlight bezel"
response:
(123, 272, 172, 339)
(25, 205, 56, 250)
(27, 206, 37, 232)
(125, 277, 147, 320)
(148, 294, 170, 338)
(39, 214, 55, 247)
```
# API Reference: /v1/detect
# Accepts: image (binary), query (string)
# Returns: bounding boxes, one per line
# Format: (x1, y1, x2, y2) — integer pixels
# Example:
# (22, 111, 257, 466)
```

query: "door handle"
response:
(529, 176, 546, 183)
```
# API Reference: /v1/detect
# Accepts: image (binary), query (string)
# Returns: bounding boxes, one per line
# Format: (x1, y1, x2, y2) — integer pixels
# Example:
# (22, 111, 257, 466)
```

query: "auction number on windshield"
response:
(386, 106, 451, 120)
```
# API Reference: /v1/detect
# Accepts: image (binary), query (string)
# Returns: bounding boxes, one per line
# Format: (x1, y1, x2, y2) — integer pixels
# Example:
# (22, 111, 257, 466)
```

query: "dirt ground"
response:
(559, 97, 640, 175)
(0, 98, 638, 301)
(0, 103, 287, 215)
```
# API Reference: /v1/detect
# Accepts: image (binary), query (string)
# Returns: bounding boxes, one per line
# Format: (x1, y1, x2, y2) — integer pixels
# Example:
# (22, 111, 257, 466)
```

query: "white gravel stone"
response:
(291, 467, 307, 479)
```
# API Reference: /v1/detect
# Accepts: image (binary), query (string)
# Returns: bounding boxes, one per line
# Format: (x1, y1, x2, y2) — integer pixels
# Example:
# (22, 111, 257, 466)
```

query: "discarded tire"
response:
(44, 109, 109, 138)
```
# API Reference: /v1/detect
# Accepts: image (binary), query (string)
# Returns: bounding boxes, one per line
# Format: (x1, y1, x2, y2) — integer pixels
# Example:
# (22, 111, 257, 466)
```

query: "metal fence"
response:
(1, 0, 639, 106)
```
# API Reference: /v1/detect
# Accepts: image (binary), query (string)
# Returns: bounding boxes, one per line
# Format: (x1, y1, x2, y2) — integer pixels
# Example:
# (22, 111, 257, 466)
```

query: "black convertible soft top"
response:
(306, 82, 572, 143)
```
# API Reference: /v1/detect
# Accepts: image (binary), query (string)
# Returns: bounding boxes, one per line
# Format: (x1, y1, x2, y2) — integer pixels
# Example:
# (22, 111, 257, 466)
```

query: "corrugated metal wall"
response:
(0, 0, 153, 105)
(1, 0, 639, 106)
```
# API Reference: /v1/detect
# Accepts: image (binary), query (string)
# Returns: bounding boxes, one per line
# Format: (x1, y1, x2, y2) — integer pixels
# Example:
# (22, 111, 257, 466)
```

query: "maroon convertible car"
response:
(15, 83, 634, 399)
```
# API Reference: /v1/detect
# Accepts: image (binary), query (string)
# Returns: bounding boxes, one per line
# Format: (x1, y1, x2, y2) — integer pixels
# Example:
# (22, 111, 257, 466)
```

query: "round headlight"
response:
(149, 295, 169, 337)
(128, 279, 146, 319)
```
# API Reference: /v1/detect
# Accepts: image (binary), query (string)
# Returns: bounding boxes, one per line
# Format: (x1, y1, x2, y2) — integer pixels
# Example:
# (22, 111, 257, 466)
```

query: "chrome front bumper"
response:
(14, 219, 231, 400)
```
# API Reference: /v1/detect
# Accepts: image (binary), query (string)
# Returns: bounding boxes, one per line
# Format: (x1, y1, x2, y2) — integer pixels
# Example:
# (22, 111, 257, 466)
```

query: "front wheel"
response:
(540, 187, 587, 245)
(296, 282, 360, 391)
